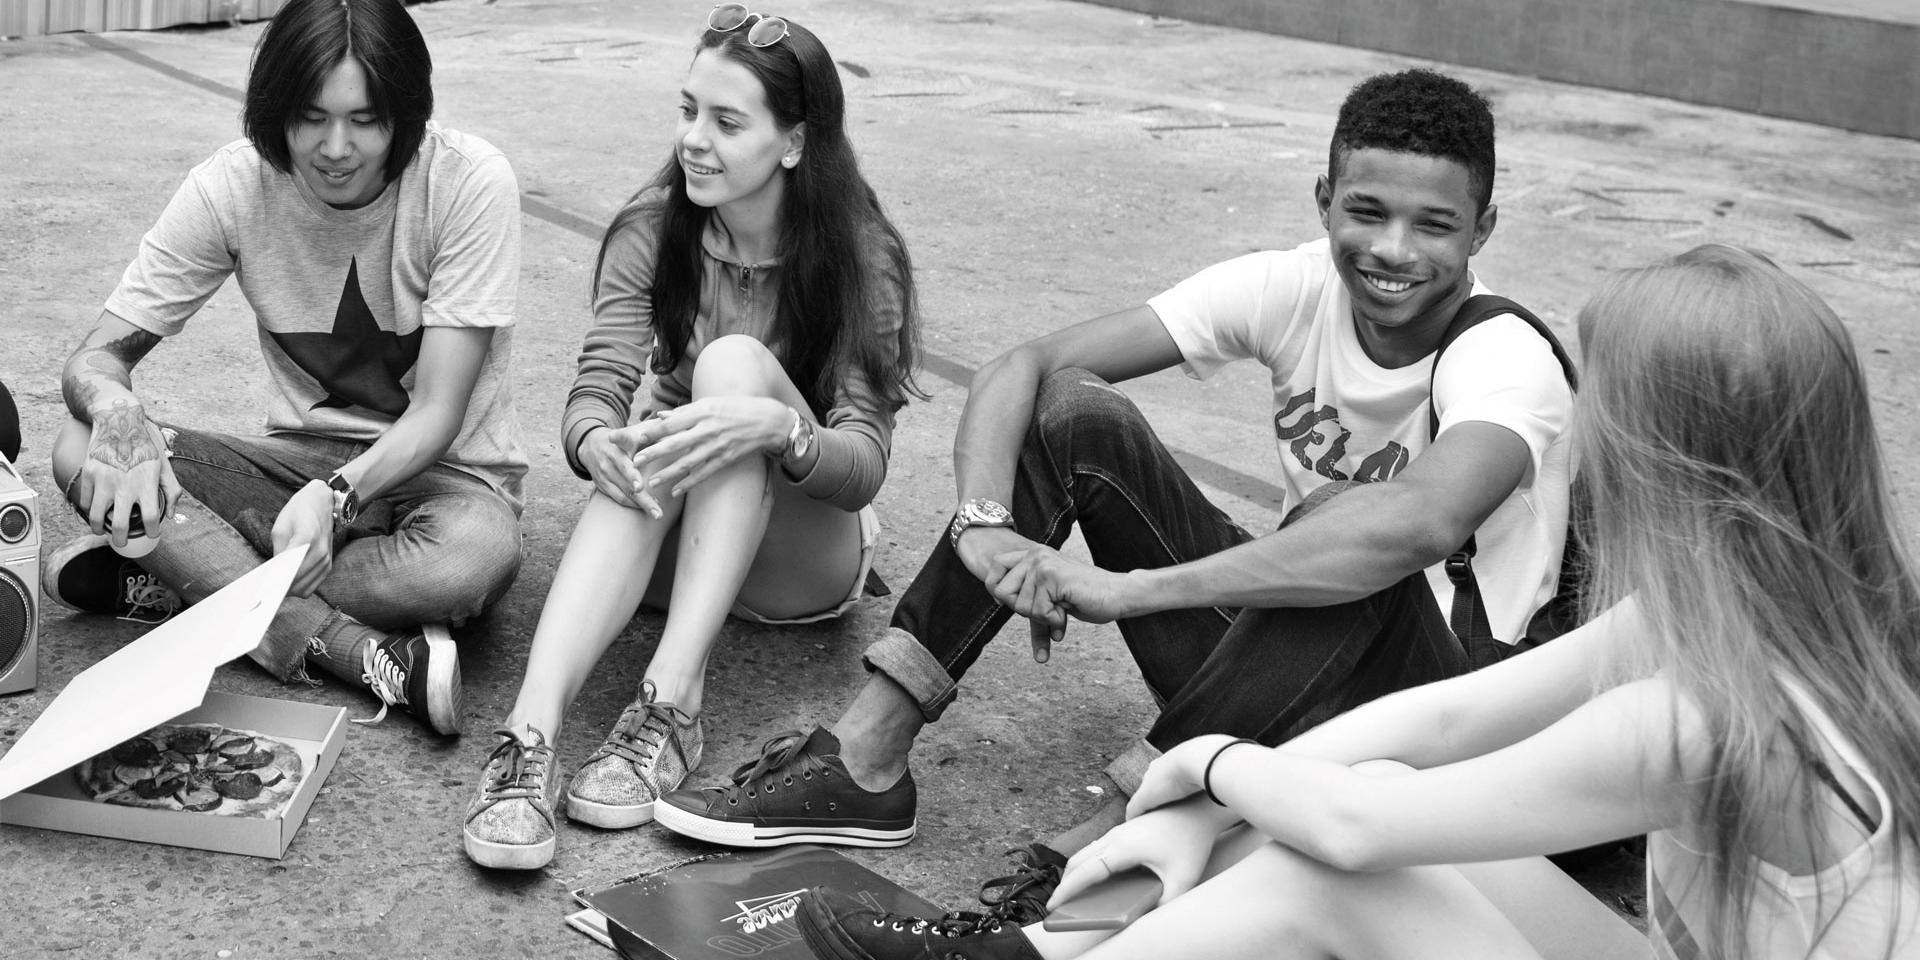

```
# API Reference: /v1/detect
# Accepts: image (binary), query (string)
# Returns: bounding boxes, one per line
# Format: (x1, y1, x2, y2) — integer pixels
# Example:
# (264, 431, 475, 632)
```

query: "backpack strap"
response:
(1429, 295, 1577, 651)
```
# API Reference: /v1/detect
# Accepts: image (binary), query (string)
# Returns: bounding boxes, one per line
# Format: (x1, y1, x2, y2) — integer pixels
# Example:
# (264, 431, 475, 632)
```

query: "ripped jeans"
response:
(118, 428, 522, 681)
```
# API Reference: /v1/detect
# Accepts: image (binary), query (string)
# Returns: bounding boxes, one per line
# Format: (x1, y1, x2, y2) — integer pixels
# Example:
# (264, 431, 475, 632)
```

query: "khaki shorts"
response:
(728, 504, 880, 625)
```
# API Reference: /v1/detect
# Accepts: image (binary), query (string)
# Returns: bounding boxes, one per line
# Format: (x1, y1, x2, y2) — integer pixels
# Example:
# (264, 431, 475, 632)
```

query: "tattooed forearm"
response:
(86, 400, 164, 471)
(62, 327, 161, 421)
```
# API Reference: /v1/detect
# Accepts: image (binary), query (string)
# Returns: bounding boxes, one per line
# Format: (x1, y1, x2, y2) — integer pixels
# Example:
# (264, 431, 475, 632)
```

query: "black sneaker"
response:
(798, 885, 1043, 960)
(978, 843, 1068, 924)
(653, 727, 915, 848)
(41, 534, 181, 623)
(353, 624, 462, 736)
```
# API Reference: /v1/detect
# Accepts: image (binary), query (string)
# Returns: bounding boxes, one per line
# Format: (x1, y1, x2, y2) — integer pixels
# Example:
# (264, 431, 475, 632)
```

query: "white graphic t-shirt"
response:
(1148, 238, 1573, 645)
(105, 124, 527, 510)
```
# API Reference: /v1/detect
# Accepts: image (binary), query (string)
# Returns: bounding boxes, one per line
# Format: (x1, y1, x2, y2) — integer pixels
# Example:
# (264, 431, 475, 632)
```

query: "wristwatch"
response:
(781, 407, 816, 464)
(326, 472, 360, 528)
(948, 498, 1014, 551)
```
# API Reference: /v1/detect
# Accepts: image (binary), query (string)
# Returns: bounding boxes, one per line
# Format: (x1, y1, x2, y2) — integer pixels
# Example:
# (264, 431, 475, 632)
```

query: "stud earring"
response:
(782, 155, 798, 168)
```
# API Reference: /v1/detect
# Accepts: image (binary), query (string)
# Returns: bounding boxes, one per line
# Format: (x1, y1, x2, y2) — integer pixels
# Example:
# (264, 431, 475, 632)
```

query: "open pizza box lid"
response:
(0, 546, 350, 858)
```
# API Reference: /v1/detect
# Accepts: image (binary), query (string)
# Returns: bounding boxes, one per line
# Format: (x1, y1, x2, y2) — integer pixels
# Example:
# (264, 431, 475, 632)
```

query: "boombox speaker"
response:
(0, 456, 38, 694)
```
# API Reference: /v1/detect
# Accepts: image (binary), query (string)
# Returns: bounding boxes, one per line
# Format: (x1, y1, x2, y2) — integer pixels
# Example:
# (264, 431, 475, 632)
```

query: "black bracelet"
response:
(1202, 738, 1259, 806)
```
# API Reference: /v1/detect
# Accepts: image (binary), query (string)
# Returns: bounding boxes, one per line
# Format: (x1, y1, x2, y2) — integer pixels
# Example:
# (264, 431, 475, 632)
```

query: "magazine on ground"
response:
(570, 846, 943, 959)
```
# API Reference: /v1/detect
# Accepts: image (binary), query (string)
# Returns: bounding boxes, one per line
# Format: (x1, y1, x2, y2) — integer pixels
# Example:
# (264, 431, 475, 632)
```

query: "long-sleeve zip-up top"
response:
(562, 195, 907, 512)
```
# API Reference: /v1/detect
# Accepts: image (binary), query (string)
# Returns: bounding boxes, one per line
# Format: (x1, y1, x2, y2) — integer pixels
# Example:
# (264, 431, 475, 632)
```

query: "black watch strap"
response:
(326, 472, 359, 526)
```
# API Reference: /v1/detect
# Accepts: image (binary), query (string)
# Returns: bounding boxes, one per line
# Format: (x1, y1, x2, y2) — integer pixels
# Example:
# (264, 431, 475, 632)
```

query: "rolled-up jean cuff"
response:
(861, 627, 959, 724)
(1105, 739, 1160, 797)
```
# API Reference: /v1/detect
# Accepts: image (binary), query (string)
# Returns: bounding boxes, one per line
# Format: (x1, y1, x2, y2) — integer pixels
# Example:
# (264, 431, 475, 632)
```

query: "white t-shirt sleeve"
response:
(1431, 315, 1573, 485)
(423, 152, 521, 330)
(104, 161, 237, 337)
(1147, 249, 1314, 380)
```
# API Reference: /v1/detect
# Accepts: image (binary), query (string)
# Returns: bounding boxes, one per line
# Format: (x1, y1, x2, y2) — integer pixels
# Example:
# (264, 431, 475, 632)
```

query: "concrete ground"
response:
(2, 1, 1918, 957)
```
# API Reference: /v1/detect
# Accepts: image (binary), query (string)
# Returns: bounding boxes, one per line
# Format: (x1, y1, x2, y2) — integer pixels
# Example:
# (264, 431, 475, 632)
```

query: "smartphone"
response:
(1041, 867, 1163, 932)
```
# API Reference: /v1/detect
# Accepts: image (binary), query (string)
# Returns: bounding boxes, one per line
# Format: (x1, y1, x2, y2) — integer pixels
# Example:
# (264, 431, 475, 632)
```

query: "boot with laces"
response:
(564, 681, 702, 828)
(463, 724, 560, 869)
(42, 534, 181, 624)
(798, 885, 1044, 960)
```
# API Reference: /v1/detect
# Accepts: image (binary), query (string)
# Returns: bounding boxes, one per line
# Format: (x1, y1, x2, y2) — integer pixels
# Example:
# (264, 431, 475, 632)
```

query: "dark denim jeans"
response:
(864, 369, 1483, 787)
(135, 428, 522, 680)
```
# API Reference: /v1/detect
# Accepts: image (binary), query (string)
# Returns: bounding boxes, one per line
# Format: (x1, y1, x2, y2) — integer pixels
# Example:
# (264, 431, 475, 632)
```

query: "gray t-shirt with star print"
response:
(105, 123, 527, 511)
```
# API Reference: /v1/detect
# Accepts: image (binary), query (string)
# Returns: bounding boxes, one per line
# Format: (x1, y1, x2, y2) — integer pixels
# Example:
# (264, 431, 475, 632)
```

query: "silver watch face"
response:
(960, 499, 1013, 526)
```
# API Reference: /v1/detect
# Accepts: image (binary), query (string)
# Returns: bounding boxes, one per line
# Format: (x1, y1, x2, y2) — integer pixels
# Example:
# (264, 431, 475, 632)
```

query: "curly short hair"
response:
(243, 0, 433, 185)
(1329, 69, 1495, 212)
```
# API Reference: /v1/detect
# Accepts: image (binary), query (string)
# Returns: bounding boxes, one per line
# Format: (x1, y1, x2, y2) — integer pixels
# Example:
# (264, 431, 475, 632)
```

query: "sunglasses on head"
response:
(708, 3, 789, 47)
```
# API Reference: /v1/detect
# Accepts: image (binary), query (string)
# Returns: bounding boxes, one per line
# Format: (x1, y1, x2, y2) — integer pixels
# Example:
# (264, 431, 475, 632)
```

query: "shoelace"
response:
(586, 698, 691, 769)
(870, 908, 1005, 939)
(481, 729, 554, 802)
(978, 847, 1064, 924)
(351, 642, 411, 726)
(720, 730, 830, 800)
(118, 573, 179, 625)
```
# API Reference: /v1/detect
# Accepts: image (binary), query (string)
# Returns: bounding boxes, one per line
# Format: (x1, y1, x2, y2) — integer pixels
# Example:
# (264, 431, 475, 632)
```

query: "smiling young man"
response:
(45, 0, 525, 736)
(655, 67, 1573, 908)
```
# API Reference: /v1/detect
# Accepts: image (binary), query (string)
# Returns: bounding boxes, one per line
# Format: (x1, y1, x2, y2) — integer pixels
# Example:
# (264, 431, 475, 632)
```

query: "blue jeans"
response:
(864, 369, 1487, 789)
(134, 428, 522, 681)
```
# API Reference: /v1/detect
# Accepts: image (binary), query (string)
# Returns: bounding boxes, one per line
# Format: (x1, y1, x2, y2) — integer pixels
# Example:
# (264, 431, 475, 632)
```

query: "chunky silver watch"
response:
(948, 498, 1014, 551)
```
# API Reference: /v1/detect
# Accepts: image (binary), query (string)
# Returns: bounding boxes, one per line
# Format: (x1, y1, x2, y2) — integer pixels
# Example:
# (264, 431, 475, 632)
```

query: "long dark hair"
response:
(593, 19, 921, 416)
(243, 0, 433, 185)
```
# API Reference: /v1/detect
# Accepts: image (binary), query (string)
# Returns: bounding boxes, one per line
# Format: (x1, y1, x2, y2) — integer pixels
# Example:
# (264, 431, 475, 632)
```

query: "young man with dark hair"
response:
(658, 66, 1573, 915)
(46, 0, 525, 737)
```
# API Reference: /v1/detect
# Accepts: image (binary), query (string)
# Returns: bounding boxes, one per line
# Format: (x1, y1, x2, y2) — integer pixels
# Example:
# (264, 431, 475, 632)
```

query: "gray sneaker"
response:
(463, 725, 560, 870)
(565, 681, 702, 829)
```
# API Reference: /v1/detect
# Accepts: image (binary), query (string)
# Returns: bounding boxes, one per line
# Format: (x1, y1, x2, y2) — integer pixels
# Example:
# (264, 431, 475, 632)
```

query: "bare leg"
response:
(636, 335, 864, 716)
(1025, 825, 1641, 960)
(830, 672, 925, 790)
(504, 491, 682, 743)
(642, 454, 774, 715)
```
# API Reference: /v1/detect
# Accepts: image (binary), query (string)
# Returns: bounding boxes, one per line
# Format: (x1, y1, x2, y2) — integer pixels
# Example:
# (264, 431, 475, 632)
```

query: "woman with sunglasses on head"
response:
(797, 245, 1920, 960)
(463, 5, 921, 870)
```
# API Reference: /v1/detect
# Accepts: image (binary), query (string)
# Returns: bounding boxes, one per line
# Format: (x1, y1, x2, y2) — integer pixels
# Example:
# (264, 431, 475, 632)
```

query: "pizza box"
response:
(0, 547, 348, 859)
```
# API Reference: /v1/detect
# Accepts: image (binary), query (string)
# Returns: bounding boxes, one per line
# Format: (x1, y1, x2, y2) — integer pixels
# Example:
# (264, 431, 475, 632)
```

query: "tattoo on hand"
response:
(88, 402, 162, 470)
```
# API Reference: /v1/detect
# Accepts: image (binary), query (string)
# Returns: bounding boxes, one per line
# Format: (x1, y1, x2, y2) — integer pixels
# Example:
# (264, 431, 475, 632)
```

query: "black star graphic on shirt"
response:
(267, 257, 421, 417)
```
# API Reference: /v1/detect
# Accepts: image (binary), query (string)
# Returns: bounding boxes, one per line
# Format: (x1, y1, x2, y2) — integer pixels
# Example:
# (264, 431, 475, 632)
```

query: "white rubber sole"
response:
(653, 801, 915, 848)
(41, 533, 114, 612)
(421, 624, 462, 736)
(463, 832, 555, 870)
(564, 796, 655, 829)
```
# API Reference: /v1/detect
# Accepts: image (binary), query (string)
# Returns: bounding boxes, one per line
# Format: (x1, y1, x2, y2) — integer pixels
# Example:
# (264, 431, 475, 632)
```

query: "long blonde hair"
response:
(1575, 244, 1920, 958)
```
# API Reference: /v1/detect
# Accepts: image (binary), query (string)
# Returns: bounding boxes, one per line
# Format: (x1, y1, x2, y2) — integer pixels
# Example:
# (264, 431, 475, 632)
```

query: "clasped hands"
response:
(954, 525, 1134, 663)
(579, 396, 792, 518)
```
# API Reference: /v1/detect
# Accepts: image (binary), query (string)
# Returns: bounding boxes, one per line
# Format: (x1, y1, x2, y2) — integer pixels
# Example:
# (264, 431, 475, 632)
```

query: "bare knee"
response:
(1220, 843, 1347, 947)
(690, 334, 783, 398)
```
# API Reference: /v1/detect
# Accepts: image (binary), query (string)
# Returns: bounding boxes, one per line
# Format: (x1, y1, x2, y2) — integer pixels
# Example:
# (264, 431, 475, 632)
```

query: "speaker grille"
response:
(0, 568, 26, 676)
(0, 503, 28, 544)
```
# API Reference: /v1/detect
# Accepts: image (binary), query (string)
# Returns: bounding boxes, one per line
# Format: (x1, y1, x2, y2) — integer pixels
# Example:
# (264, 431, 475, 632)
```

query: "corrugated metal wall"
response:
(1, 0, 286, 38)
